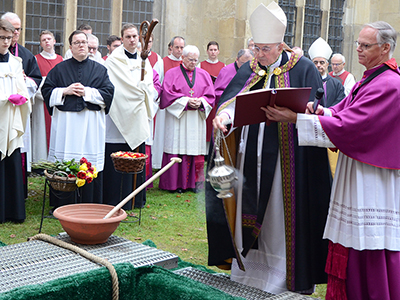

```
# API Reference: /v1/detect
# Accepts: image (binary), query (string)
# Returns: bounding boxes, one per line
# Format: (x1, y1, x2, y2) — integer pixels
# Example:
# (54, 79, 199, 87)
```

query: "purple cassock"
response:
(159, 65, 215, 191)
(160, 65, 215, 109)
(213, 62, 238, 104)
(319, 60, 400, 169)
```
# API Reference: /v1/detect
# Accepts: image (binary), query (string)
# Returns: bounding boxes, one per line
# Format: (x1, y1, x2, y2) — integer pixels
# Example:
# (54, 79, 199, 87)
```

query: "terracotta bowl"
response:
(53, 203, 127, 245)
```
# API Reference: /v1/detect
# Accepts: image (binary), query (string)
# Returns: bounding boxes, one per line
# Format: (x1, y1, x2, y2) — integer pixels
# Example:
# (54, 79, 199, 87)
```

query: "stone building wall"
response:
(8, 0, 400, 77)
(155, 0, 400, 78)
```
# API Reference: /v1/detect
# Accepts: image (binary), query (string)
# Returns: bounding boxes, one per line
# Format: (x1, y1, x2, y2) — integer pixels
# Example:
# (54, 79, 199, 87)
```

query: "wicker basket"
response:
(44, 170, 78, 192)
(110, 152, 148, 173)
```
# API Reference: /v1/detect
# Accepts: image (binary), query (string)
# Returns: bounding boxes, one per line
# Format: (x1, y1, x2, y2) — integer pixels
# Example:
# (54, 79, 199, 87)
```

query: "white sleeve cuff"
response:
(296, 113, 335, 148)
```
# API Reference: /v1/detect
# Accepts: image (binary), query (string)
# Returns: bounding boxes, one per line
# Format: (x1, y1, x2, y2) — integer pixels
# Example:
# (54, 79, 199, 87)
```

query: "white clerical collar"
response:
(181, 63, 193, 72)
(168, 54, 182, 61)
(322, 74, 328, 79)
(206, 58, 219, 64)
(332, 69, 345, 76)
(269, 52, 282, 72)
(40, 50, 57, 60)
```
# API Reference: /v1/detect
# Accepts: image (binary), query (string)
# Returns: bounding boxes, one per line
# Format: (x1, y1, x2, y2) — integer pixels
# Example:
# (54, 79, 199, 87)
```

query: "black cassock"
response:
(0, 149, 25, 223)
(42, 57, 114, 207)
(322, 75, 346, 108)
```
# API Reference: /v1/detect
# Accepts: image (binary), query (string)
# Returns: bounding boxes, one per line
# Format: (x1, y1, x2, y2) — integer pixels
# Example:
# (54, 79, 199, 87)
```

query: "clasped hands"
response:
(63, 82, 85, 97)
(188, 97, 202, 109)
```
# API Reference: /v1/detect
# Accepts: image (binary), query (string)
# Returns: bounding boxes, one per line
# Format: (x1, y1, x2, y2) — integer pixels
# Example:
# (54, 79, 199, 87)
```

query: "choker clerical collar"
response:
(0, 52, 9, 63)
(124, 50, 137, 59)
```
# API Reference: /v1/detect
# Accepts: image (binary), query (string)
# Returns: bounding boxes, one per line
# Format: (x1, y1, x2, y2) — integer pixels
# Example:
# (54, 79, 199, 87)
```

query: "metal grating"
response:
(279, 0, 297, 48)
(303, 0, 322, 58)
(77, 0, 112, 56)
(122, 0, 154, 29)
(175, 267, 315, 300)
(0, 233, 178, 293)
(0, 1, 14, 16)
(57, 233, 178, 269)
(25, 0, 65, 55)
(175, 267, 274, 300)
(328, 0, 345, 54)
(268, 292, 316, 299)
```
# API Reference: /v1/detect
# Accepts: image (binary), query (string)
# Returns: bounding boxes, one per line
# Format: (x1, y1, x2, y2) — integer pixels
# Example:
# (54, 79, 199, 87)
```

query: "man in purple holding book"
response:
(264, 21, 400, 300)
(158, 45, 215, 193)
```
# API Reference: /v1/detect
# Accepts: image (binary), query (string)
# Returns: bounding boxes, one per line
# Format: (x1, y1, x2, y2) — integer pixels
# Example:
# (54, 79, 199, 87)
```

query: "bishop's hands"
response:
(213, 114, 230, 134)
(188, 97, 202, 109)
(261, 105, 297, 123)
(63, 82, 85, 97)
(262, 101, 325, 124)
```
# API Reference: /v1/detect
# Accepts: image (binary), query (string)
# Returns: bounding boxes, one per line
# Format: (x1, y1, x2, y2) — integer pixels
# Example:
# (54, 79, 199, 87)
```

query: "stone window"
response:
(25, 0, 65, 55)
(0, 1, 14, 15)
(122, 0, 154, 28)
(328, 0, 345, 54)
(77, 0, 112, 56)
(303, 0, 322, 58)
(279, 0, 296, 48)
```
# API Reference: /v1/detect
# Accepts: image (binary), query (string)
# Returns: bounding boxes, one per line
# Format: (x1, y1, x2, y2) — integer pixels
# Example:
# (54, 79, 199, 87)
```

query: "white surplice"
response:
(163, 96, 211, 156)
(47, 86, 106, 171)
(0, 54, 30, 160)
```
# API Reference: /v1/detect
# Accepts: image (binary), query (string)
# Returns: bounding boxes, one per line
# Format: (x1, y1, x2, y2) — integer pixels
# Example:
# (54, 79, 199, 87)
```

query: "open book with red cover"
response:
(233, 87, 312, 127)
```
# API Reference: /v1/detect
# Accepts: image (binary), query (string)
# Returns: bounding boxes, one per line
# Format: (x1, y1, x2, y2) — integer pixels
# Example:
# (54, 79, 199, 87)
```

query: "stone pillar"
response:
(64, 0, 77, 56)
(14, 0, 26, 45)
(111, 0, 123, 37)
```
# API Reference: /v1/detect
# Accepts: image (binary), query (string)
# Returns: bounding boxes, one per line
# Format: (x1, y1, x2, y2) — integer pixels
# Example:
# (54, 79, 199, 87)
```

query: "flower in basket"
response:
(76, 178, 86, 187)
(32, 157, 97, 188)
(75, 157, 97, 187)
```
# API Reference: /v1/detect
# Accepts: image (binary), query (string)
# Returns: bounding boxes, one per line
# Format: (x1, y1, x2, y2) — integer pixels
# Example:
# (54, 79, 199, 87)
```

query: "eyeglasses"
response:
(72, 40, 88, 46)
(254, 45, 274, 53)
(88, 46, 98, 51)
(14, 27, 22, 32)
(331, 62, 344, 67)
(354, 41, 381, 50)
(313, 60, 326, 65)
(0, 36, 13, 41)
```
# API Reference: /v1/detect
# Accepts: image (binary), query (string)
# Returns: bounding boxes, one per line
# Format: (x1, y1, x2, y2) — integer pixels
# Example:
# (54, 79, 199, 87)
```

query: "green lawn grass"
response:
(0, 173, 326, 299)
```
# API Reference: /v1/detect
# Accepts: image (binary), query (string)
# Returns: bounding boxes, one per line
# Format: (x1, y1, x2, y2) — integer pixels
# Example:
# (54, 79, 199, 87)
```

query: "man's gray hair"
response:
(1, 12, 21, 23)
(237, 48, 254, 59)
(182, 45, 199, 57)
(87, 33, 99, 45)
(332, 53, 345, 63)
(364, 21, 397, 57)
